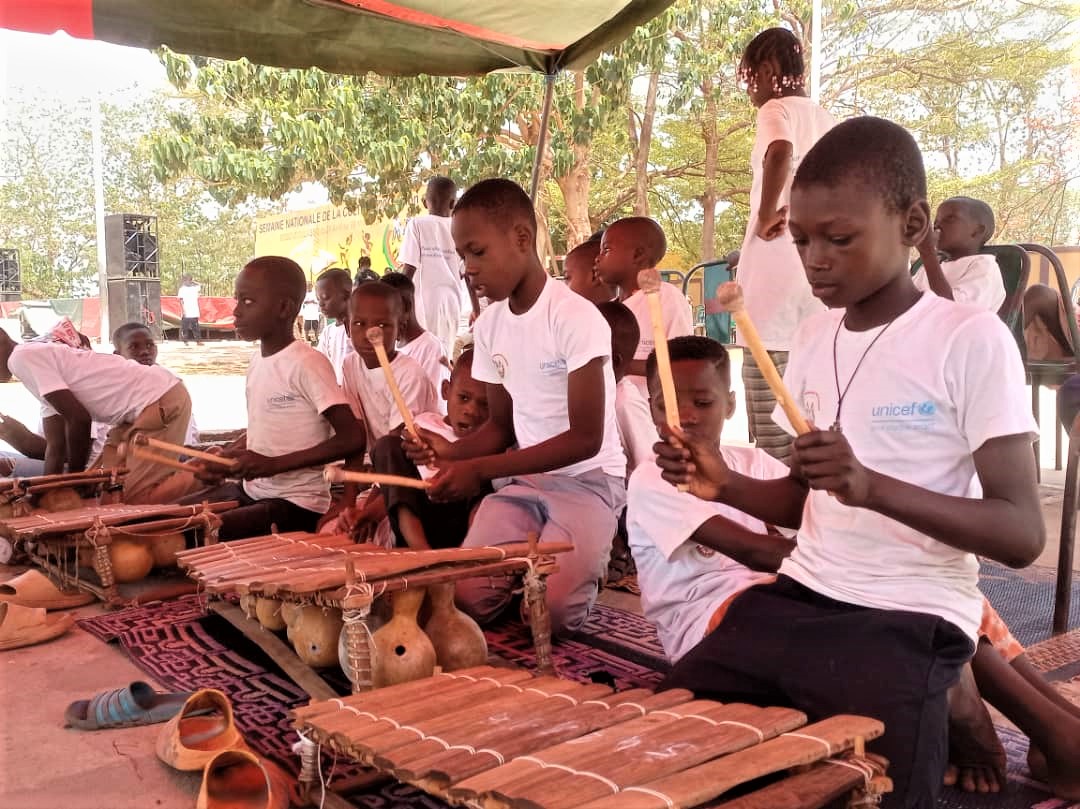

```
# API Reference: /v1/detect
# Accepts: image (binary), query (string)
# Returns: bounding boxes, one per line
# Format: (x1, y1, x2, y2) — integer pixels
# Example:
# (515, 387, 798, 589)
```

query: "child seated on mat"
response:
(404, 178, 627, 635)
(913, 196, 1005, 312)
(594, 216, 693, 398)
(321, 280, 438, 538)
(0, 321, 193, 504)
(563, 238, 616, 305)
(653, 117, 1044, 809)
(314, 268, 355, 384)
(381, 272, 450, 397)
(635, 335, 1080, 800)
(368, 349, 490, 549)
(182, 257, 365, 540)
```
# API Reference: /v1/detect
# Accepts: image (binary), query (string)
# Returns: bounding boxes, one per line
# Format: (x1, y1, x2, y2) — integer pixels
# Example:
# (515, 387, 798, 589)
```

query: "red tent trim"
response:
(338, 0, 564, 52)
(0, 0, 93, 38)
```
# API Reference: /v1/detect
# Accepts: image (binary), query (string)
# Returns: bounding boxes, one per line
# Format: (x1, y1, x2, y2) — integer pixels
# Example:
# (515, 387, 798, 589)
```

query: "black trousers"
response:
(370, 434, 488, 549)
(180, 316, 199, 342)
(661, 575, 973, 809)
(179, 482, 322, 541)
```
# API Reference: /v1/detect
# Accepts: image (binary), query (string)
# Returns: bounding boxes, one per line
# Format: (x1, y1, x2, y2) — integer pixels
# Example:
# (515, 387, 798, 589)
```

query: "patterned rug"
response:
(77, 560, 1080, 809)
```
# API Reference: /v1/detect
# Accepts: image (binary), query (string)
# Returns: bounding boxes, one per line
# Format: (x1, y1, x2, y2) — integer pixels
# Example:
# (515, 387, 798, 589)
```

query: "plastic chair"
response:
(681, 259, 734, 344)
(1055, 379, 1080, 633)
(1021, 243, 1080, 474)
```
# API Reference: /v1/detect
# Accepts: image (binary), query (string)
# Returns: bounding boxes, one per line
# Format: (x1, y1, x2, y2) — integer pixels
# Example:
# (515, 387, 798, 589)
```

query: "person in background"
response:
(177, 274, 202, 346)
(382, 272, 450, 398)
(563, 238, 616, 305)
(301, 283, 321, 343)
(734, 27, 836, 463)
(354, 255, 380, 285)
(314, 268, 355, 385)
(914, 196, 1004, 312)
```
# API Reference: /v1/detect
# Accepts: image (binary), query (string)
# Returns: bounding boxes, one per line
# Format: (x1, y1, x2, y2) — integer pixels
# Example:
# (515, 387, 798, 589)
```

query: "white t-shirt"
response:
(628, 446, 787, 663)
(399, 330, 450, 397)
(472, 275, 626, 479)
(301, 292, 320, 322)
(9, 342, 179, 425)
(316, 321, 355, 385)
(342, 351, 439, 447)
(773, 293, 1037, 642)
(615, 376, 656, 476)
(623, 283, 694, 399)
(397, 214, 463, 331)
(242, 341, 349, 514)
(178, 284, 201, 319)
(912, 254, 1005, 314)
(739, 96, 836, 351)
(412, 410, 459, 481)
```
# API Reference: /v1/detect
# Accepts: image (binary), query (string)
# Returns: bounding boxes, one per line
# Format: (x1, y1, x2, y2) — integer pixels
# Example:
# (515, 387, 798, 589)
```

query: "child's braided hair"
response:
(738, 27, 806, 96)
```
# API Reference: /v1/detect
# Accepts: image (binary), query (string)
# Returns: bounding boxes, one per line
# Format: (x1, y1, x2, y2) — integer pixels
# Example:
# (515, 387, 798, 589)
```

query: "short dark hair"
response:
(112, 321, 151, 346)
(454, 178, 537, 232)
(565, 239, 602, 266)
(946, 196, 996, 245)
(381, 272, 415, 298)
(426, 176, 457, 207)
(597, 301, 640, 364)
(609, 217, 667, 266)
(351, 280, 403, 315)
(793, 116, 926, 214)
(738, 27, 806, 93)
(449, 347, 475, 384)
(316, 268, 353, 290)
(646, 336, 731, 388)
(358, 255, 372, 268)
(245, 256, 307, 307)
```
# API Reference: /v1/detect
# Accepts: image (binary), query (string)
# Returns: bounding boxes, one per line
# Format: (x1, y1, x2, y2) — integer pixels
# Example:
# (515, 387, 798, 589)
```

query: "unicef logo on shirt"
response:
(491, 354, 508, 379)
(870, 400, 938, 432)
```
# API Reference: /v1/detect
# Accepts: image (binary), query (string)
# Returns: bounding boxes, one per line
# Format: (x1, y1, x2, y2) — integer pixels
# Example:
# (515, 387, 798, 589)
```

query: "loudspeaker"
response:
(0, 248, 21, 302)
(107, 278, 162, 337)
(105, 214, 159, 280)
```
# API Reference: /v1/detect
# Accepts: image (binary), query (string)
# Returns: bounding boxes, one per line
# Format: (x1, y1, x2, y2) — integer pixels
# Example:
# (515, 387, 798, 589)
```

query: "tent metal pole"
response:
(810, 0, 823, 102)
(529, 73, 557, 201)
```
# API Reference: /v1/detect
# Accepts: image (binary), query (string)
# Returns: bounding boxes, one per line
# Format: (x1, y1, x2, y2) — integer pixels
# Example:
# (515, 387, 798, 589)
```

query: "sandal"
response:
(64, 681, 195, 730)
(197, 749, 293, 809)
(0, 569, 95, 610)
(157, 689, 247, 771)
(0, 601, 74, 651)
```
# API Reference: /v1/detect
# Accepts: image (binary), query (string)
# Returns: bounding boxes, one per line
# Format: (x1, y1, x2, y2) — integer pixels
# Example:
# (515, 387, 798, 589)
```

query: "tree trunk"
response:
(633, 72, 660, 216)
(553, 73, 594, 249)
(700, 79, 719, 262)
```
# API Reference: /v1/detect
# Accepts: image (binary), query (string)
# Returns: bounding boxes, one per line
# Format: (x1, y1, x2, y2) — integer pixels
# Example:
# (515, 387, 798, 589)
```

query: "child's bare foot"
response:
(946, 663, 1006, 793)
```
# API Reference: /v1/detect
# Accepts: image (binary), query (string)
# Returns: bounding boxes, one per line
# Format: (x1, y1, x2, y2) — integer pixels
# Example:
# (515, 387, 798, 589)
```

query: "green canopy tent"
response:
(1, 0, 675, 195)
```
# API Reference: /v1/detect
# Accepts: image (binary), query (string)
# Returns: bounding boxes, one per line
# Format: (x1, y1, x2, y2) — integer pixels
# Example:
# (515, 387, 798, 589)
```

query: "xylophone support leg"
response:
(524, 568, 555, 676)
(297, 735, 320, 803)
(343, 603, 374, 693)
(89, 525, 121, 606)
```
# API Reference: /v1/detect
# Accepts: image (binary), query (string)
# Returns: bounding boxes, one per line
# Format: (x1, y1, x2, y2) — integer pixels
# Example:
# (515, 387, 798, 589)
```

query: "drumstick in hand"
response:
(134, 434, 239, 468)
(324, 466, 431, 490)
(715, 281, 811, 435)
(366, 326, 420, 440)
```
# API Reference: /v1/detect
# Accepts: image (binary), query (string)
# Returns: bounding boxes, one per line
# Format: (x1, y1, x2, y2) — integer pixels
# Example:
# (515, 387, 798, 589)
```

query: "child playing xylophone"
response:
(653, 117, 1044, 808)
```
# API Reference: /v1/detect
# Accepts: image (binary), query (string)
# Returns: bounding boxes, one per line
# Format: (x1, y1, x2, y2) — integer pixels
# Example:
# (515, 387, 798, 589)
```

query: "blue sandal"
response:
(64, 681, 195, 730)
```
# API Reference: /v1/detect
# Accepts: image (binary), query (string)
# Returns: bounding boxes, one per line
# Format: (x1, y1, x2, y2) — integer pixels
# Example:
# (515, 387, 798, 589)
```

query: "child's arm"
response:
(794, 429, 1043, 567)
(42, 390, 92, 473)
(0, 414, 47, 460)
(691, 514, 795, 573)
(916, 229, 954, 301)
(41, 415, 67, 475)
(227, 404, 365, 480)
(654, 425, 808, 529)
(423, 358, 610, 501)
(394, 506, 432, 550)
(756, 140, 793, 241)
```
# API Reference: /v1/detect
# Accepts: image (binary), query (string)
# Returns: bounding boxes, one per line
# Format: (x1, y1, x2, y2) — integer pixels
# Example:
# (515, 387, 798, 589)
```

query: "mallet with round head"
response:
(366, 326, 420, 440)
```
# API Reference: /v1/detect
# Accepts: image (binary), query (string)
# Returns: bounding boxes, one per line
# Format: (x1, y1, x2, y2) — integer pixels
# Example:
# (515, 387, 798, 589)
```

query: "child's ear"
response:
(513, 222, 533, 253)
(724, 390, 736, 419)
(441, 379, 450, 401)
(902, 200, 932, 247)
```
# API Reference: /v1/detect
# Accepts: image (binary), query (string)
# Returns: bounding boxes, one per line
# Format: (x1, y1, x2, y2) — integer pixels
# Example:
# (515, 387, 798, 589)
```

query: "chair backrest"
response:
(1020, 242, 1080, 365)
(981, 244, 1030, 334)
(681, 259, 734, 343)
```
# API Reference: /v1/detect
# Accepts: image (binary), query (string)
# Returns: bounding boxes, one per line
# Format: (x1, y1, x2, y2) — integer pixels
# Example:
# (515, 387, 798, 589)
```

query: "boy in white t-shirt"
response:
(177, 275, 202, 346)
(563, 238, 616, 305)
(369, 349, 490, 549)
(301, 283, 321, 343)
(914, 196, 1005, 313)
(314, 268, 355, 385)
(183, 257, 364, 540)
(0, 328, 192, 505)
(596, 300, 655, 475)
(405, 179, 627, 634)
(594, 217, 693, 400)
(654, 118, 1044, 808)
(398, 176, 465, 358)
(629, 336, 794, 662)
(382, 272, 450, 399)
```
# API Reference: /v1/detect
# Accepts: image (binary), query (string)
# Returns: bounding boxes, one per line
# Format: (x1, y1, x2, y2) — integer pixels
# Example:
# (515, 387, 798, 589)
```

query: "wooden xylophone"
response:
(0, 468, 128, 515)
(293, 667, 891, 809)
(176, 533, 572, 689)
(1, 501, 235, 605)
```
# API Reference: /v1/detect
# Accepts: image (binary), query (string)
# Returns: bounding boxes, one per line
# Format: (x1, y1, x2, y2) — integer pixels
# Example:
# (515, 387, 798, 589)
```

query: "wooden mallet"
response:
(122, 434, 240, 475)
(715, 281, 811, 435)
(324, 465, 431, 491)
(366, 326, 420, 440)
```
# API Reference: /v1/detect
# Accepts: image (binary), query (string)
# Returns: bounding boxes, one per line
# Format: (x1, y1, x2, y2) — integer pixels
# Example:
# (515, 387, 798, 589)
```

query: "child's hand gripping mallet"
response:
(715, 281, 811, 435)
(365, 326, 421, 441)
(122, 434, 240, 475)
(638, 269, 689, 492)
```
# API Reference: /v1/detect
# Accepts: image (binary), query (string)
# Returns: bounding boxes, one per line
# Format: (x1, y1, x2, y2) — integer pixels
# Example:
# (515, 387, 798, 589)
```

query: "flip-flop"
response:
(197, 749, 293, 809)
(157, 689, 247, 771)
(64, 681, 196, 730)
(0, 601, 74, 651)
(0, 569, 95, 610)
